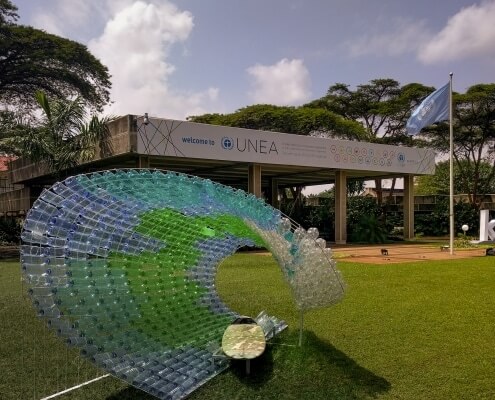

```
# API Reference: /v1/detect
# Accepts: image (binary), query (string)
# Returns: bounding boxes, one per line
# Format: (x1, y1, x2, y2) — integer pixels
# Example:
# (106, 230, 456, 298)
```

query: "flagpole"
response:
(449, 72, 454, 255)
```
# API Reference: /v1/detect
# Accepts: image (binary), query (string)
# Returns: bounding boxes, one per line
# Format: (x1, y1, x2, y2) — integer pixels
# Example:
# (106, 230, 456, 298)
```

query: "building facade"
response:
(0, 115, 435, 243)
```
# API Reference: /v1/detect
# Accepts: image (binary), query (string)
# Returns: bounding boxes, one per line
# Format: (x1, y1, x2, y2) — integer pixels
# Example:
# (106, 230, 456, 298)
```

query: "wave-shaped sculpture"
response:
(21, 169, 345, 399)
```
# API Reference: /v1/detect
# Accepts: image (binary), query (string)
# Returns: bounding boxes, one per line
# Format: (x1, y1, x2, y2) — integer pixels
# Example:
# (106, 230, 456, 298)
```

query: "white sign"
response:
(137, 118, 435, 175)
(479, 210, 495, 241)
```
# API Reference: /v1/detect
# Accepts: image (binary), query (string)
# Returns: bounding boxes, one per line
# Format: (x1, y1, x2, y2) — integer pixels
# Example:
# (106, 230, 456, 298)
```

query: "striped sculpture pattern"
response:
(21, 169, 345, 399)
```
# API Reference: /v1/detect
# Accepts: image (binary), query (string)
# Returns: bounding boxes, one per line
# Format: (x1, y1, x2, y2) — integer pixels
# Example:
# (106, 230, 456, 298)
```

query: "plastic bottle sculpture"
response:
(21, 169, 345, 400)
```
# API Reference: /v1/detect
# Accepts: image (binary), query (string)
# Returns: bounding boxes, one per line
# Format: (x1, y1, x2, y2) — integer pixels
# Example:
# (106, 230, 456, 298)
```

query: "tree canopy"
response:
(0, 0, 111, 111)
(0, 91, 112, 174)
(0, 0, 17, 25)
(188, 104, 367, 140)
(415, 159, 495, 197)
(419, 83, 495, 205)
(306, 79, 434, 144)
(303, 78, 434, 205)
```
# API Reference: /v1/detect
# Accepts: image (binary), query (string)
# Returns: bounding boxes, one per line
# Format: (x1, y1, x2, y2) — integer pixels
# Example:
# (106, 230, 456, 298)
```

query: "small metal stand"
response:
(298, 311, 304, 347)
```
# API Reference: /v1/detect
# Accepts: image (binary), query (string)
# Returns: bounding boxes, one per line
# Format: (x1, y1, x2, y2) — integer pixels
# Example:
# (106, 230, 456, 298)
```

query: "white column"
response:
(248, 164, 262, 198)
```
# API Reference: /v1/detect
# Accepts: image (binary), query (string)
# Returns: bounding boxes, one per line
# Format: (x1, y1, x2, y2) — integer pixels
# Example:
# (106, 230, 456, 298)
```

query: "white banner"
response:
(137, 118, 435, 175)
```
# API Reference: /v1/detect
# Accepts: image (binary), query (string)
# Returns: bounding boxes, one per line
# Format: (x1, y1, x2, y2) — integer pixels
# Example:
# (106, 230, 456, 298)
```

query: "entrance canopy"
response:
(135, 116, 435, 188)
(7, 115, 435, 243)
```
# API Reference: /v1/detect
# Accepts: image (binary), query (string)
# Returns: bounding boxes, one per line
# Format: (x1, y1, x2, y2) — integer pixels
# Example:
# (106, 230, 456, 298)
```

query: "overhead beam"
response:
(188, 162, 249, 175)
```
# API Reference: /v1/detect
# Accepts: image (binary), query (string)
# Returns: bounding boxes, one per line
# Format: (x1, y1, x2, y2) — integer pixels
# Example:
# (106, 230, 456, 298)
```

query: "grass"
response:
(1, 253, 495, 399)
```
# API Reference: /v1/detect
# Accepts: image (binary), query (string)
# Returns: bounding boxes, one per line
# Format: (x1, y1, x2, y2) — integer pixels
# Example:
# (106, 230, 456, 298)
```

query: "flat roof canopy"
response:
(133, 116, 435, 188)
(5, 115, 427, 242)
(9, 115, 435, 189)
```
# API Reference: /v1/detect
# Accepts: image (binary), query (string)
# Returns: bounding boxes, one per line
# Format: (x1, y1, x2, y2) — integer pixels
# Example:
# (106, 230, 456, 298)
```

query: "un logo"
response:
(398, 152, 405, 163)
(221, 137, 234, 150)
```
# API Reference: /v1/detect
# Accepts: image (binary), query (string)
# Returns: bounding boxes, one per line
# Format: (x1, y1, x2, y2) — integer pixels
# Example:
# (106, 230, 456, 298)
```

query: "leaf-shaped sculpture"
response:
(21, 169, 345, 399)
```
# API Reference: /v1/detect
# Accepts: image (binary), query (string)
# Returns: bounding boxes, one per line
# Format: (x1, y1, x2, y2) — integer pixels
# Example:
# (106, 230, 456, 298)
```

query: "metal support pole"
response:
(298, 310, 304, 347)
(449, 72, 454, 255)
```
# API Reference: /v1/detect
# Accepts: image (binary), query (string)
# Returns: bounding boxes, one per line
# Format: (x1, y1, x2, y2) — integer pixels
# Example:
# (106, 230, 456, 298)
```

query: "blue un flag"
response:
(406, 82, 450, 135)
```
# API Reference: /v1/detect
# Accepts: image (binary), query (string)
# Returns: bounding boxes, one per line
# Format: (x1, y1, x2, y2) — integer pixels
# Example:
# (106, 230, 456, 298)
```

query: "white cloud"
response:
(246, 58, 311, 105)
(418, 1, 495, 64)
(57, 2, 94, 22)
(346, 18, 431, 57)
(34, 13, 64, 36)
(87, 1, 221, 119)
(30, 1, 103, 37)
(27, 0, 222, 119)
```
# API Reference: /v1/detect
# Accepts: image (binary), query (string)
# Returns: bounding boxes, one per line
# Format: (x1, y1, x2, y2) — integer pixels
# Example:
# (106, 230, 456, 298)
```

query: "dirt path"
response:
(332, 243, 489, 264)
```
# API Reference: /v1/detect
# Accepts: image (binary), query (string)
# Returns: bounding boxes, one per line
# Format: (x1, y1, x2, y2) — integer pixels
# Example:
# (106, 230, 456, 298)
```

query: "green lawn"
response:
(1, 253, 494, 399)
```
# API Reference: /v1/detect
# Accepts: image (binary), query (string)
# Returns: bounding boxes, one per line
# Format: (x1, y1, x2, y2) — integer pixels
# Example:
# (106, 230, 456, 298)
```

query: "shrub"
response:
(454, 234, 477, 248)
(0, 217, 22, 245)
(415, 198, 480, 237)
(349, 214, 387, 244)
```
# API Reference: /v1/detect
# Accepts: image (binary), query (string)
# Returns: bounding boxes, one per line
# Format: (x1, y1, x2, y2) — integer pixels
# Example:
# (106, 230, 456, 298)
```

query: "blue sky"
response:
(14, 0, 495, 120)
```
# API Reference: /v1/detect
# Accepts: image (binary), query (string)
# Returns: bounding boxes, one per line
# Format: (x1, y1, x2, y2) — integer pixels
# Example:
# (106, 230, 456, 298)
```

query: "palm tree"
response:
(0, 91, 112, 175)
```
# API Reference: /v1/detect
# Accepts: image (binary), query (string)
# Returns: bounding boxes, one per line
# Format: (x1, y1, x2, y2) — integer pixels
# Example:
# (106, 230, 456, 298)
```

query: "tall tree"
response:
(307, 79, 434, 205)
(421, 84, 495, 206)
(0, 91, 112, 174)
(307, 79, 433, 143)
(0, 0, 111, 111)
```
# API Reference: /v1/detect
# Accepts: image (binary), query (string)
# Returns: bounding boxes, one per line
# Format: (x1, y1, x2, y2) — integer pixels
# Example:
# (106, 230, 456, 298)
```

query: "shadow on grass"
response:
(189, 329, 391, 400)
(105, 350, 275, 400)
(106, 330, 390, 400)
(229, 340, 275, 386)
